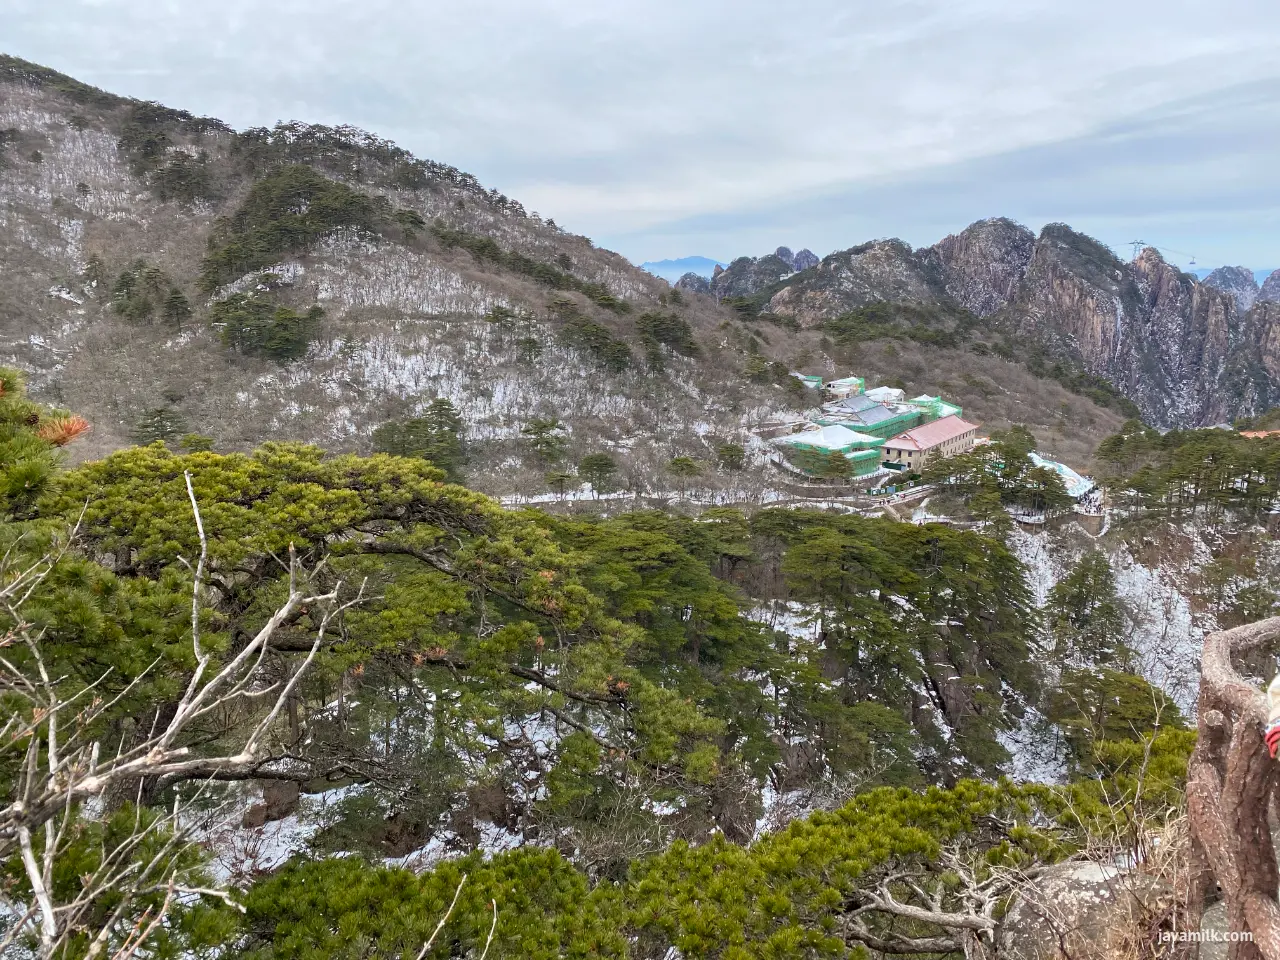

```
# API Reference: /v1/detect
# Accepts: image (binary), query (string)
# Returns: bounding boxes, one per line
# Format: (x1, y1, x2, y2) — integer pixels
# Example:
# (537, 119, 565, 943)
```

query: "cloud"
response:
(3, 0, 1279, 265)
(608, 76, 1280, 268)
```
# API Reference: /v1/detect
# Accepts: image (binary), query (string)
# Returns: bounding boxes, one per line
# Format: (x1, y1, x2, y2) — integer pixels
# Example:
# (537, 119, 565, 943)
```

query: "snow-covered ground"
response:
(1007, 521, 1209, 717)
(998, 707, 1068, 785)
(749, 599, 821, 642)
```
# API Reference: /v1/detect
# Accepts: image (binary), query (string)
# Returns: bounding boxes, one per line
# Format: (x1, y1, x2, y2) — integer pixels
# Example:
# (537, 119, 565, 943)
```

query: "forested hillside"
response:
(0, 55, 1128, 494)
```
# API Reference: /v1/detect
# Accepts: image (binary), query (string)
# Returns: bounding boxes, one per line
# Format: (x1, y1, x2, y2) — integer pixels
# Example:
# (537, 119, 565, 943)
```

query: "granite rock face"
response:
(1203, 266, 1260, 313)
(792, 248, 819, 271)
(933, 217, 1036, 318)
(709, 253, 795, 299)
(765, 239, 945, 326)
(997, 861, 1174, 960)
(703, 246, 821, 301)
(674, 271, 711, 295)
(1260, 269, 1280, 304)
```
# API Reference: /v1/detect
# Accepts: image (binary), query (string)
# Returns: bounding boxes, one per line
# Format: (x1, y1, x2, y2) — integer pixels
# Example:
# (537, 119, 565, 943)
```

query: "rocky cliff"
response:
(1260, 269, 1280, 304)
(933, 217, 1036, 318)
(697, 245, 820, 302)
(743, 218, 1280, 427)
(1202, 265, 1259, 313)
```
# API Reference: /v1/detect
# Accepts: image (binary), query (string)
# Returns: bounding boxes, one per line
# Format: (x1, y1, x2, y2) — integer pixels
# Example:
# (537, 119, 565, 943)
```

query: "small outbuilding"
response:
(906, 395, 964, 423)
(864, 385, 906, 404)
(825, 376, 865, 399)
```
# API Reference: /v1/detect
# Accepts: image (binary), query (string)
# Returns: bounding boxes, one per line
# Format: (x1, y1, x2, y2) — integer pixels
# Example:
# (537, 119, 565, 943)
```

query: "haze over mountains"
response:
(637, 255, 726, 283)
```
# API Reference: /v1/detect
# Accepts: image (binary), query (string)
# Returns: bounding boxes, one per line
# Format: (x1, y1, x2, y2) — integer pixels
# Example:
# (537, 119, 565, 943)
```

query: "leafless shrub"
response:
(0, 472, 365, 958)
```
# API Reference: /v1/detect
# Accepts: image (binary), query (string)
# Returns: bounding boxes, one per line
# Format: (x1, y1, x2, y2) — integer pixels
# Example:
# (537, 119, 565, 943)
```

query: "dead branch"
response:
(0, 473, 365, 958)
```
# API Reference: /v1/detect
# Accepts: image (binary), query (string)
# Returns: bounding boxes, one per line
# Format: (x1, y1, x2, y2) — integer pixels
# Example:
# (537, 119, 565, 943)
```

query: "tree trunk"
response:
(1187, 617, 1280, 960)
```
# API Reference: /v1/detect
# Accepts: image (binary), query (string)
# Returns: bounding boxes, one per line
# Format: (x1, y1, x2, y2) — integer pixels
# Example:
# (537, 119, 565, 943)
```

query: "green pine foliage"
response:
(522, 417, 569, 465)
(371, 398, 466, 479)
(1047, 668, 1185, 773)
(823, 301, 971, 349)
(0, 368, 86, 517)
(1046, 550, 1129, 664)
(716, 443, 746, 471)
(925, 425, 1072, 526)
(210, 293, 324, 361)
(225, 122, 530, 220)
(787, 447, 853, 480)
(1096, 419, 1280, 515)
(199, 165, 391, 293)
(558, 314, 633, 373)
(111, 260, 188, 327)
(116, 100, 229, 178)
(0, 54, 127, 109)
(764, 509, 1039, 778)
(0, 355, 1209, 958)
(0, 127, 19, 168)
(576, 453, 619, 492)
(226, 779, 1078, 959)
(150, 150, 216, 205)
(636, 312, 698, 367)
(233, 850, 628, 959)
(131, 408, 189, 445)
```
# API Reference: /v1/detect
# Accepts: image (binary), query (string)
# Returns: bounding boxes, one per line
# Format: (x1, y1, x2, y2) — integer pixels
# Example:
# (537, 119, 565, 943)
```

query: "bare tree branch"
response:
(0, 485, 365, 958)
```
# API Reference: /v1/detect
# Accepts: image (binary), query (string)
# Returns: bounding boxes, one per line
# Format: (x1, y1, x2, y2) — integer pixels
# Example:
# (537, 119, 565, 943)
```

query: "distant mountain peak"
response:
(1202, 266, 1259, 313)
(639, 256, 726, 283)
(1260, 269, 1280, 305)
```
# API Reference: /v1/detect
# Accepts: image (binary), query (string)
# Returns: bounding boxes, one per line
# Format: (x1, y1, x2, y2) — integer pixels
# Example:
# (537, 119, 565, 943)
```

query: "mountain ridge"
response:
(689, 218, 1280, 427)
(0, 55, 1144, 482)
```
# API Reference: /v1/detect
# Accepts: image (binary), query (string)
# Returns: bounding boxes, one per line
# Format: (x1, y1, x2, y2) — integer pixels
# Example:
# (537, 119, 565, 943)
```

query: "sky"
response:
(4, 0, 1279, 269)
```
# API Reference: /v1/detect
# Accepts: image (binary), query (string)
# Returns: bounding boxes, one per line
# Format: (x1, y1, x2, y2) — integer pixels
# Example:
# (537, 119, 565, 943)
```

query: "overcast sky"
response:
(5, 0, 1279, 268)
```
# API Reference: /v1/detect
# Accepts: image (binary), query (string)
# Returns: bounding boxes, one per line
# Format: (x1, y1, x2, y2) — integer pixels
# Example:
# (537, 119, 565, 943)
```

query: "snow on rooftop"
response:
(774, 423, 879, 450)
(1029, 452, 1095, 499)
(865, 386, 905, 402)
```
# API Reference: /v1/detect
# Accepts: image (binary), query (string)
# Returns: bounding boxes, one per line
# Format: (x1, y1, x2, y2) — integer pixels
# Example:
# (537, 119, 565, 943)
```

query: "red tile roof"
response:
(885, 415, 979, 451)
(1241, 430, 1280, 439)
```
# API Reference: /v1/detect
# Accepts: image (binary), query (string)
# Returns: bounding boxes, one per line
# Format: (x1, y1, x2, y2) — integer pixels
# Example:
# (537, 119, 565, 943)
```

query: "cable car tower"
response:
(1128, 240, 1196, 267)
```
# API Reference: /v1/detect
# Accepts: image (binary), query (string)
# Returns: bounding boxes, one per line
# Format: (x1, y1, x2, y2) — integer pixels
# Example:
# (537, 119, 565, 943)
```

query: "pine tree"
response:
(372, 398, 466, 479)
(716, 443, 746, 471)
(577, 453, 618, 495)
(162, 286, 191, 327)
(1047, 550, 1128, 665)
(521, 417, 567, 465)
(667, 456, 701, 497)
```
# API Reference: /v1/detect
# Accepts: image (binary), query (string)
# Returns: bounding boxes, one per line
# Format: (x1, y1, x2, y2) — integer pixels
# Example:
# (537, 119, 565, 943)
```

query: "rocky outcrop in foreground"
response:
(998, 862, 1175, 960)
